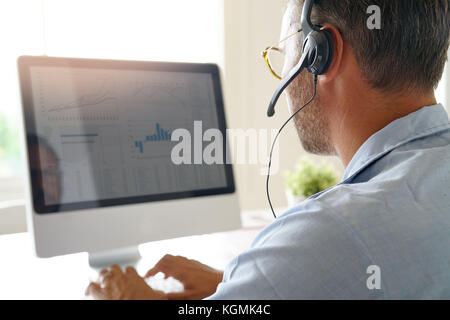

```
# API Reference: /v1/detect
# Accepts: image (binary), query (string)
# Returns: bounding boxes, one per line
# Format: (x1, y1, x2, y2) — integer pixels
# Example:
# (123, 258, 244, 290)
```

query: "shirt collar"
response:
(343, 104, 450, 182)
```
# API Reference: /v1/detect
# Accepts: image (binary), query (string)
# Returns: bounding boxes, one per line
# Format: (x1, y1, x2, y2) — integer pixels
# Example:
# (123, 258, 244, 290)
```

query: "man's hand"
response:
(85, 265, 167, 300)
(145, 255, 223, 300)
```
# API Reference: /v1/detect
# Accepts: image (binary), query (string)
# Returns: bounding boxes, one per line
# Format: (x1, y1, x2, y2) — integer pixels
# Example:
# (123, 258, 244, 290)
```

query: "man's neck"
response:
(331, 90, 437, 167)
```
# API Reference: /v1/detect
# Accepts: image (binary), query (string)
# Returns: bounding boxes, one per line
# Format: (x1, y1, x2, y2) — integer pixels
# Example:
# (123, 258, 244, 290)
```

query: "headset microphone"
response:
(267, 51, 310, 117)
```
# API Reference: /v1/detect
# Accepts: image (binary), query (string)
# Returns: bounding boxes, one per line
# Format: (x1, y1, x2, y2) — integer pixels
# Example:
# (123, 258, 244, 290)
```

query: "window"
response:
(41, 0, 222, 62)
(0, 0, 222, 202)
(436, 56, 449, 112)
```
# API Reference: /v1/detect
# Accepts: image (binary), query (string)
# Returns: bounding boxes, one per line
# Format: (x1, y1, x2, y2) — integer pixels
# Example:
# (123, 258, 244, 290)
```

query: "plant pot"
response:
(285, 190, 306, 208)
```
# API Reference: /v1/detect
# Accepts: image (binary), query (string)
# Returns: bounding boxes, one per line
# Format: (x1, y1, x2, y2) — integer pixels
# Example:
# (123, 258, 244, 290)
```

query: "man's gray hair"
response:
(292, 0, 450, 93)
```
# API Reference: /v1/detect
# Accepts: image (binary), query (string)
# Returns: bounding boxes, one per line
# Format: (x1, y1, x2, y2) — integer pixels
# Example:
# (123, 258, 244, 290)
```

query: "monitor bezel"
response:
(18, 56, 236, 214)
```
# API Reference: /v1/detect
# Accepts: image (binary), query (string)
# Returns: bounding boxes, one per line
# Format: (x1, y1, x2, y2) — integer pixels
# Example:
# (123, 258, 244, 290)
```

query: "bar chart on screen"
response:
(133, 122, 172, 153)
(128, 119, 189, 160)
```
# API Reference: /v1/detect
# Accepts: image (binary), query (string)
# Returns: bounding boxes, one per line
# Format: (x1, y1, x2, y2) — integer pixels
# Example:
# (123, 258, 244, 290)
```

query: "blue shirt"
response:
(209, 104, 450, 299)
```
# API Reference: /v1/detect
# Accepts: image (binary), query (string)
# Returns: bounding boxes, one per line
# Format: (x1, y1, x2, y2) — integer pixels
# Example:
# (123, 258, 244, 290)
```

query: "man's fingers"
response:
(145, 265, 162, 278)
(99, 268, 111, 283)
(166, 290, 196, 300)
(100, 269, 109, 276)
(145, 262, 184, 280)
(145, 254, 176, 278)
(125, 266, 140, 278)
(86, 282, 107, 300)
(109, 264, 123, 276)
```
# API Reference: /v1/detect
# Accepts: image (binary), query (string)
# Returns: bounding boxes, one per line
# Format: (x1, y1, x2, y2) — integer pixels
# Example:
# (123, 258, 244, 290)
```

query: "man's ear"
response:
(319, 24, 344, 83)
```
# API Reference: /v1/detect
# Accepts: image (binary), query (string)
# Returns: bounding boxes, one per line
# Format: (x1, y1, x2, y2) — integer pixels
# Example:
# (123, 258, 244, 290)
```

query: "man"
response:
(86, 0, 450, 299)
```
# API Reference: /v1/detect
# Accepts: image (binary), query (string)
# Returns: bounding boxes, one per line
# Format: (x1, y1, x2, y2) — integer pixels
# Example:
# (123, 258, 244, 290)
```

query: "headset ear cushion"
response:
(305, 30, 334, 75)
(320, 29, 334, 75)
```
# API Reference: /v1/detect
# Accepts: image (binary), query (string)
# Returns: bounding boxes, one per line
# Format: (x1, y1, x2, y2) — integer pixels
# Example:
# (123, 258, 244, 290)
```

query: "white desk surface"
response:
(0, 210, 275, 300)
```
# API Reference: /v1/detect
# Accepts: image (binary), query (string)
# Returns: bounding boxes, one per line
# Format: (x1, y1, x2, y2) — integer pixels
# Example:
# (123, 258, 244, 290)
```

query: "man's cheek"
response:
(285, 88, 297, 113)
(282, 56, 297, 78)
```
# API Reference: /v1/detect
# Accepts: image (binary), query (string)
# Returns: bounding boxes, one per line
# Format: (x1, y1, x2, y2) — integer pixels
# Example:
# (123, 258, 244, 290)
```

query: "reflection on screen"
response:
(29, 66, 227, 206)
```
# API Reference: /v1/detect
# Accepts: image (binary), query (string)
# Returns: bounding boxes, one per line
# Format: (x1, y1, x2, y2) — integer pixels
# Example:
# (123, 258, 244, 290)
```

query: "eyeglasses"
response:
(261, 29, 302, 80)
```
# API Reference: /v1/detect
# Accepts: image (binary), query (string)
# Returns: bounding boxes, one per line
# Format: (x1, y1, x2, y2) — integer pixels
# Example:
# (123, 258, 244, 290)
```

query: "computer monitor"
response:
(17, 56, 241, 267)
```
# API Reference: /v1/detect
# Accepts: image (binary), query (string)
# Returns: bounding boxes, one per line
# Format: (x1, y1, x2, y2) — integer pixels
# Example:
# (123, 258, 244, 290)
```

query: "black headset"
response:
(266, 0, 334, 117)
(265, 0, 334, 218)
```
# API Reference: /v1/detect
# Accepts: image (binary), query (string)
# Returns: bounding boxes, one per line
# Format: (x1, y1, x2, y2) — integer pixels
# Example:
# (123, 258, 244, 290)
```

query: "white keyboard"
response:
(146, 274, 184, 294)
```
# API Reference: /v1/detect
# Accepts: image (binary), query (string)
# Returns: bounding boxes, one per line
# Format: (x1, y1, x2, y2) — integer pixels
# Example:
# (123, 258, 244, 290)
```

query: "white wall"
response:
(436, 49, 449, 112)
(440, 50, 450, 112)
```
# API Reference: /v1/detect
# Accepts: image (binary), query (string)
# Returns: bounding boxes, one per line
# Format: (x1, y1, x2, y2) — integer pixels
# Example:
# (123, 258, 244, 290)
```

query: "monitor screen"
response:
(19, 57, 234, 214)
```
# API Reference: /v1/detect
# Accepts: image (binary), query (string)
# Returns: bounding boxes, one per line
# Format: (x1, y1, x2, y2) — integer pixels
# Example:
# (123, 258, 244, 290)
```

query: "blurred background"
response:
(1, 0, 449, 221)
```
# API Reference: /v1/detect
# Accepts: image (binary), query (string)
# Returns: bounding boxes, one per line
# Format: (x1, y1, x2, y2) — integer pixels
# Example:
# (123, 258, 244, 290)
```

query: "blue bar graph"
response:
(134, 123, 172, 154)
(135, 141, 143, 153)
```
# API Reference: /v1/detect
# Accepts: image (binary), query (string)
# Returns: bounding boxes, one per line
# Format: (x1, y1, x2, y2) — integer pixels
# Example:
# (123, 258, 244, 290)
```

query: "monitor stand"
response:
(88, 246, 142, 269)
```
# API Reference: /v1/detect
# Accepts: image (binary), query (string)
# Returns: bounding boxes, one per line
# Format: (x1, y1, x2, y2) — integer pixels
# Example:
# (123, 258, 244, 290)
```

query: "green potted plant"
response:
(284, 157, 339, 207)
